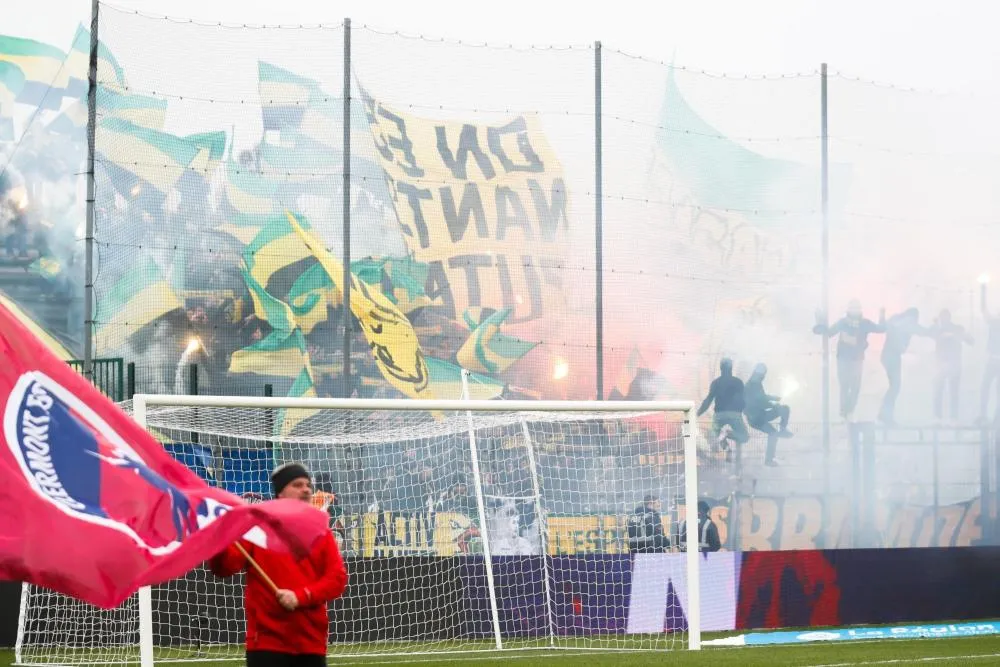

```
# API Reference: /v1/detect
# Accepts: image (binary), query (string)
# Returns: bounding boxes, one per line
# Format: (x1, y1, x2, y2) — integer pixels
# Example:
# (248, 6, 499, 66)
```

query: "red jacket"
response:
(209, 531, 348, 655)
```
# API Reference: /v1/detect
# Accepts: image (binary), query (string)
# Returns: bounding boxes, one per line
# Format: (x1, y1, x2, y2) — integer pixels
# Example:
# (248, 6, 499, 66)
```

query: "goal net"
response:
(16, 397, 701, 664)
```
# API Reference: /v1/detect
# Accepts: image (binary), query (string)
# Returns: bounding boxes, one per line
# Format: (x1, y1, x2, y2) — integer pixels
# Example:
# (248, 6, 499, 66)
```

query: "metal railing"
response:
(66, 357, 124, 402)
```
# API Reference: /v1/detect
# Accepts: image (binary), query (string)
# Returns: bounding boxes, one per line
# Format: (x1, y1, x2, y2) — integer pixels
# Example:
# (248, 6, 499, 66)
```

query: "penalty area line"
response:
(807, 651, 1000, 667)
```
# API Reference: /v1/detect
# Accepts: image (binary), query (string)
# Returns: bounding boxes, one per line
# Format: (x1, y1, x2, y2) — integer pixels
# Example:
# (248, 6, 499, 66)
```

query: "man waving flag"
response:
(0, 300, 330, 609)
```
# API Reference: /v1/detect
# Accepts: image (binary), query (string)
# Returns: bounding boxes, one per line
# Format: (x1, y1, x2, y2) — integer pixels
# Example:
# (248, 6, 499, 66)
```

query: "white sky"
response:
(8, 0, 1000, 93)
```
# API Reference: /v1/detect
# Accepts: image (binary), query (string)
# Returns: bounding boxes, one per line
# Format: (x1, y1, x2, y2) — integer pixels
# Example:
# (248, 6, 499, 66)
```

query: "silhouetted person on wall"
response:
(697, 357, 748, 457)
(813, 300, 885, 422)
(745, 363, 792, 466)
(980, 282, 1000, 426)
(927, 309, 973, 424)
(878, 308, 927, 426)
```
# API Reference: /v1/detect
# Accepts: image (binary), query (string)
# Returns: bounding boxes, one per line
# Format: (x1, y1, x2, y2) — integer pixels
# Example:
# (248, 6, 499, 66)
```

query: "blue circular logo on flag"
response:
(4, 371, 195, 554)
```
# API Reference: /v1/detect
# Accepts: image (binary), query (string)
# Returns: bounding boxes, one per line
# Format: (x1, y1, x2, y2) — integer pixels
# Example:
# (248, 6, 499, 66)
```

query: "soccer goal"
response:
(15, 396, 701, 665)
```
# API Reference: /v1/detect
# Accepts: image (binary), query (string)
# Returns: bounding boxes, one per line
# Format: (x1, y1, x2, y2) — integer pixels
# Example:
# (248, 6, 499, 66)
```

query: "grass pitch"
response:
(3, 635, 1000, 667)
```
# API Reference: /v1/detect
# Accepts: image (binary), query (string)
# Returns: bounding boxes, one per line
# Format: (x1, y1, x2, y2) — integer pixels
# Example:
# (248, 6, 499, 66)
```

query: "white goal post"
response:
(16, 396, 701, 665)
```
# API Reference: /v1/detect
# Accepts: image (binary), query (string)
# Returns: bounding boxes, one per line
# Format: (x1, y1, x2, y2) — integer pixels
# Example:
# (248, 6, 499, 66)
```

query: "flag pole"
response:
(235, 542, 280, 594)
(83, 0, 99, 381)
(341, 18, 353, 398)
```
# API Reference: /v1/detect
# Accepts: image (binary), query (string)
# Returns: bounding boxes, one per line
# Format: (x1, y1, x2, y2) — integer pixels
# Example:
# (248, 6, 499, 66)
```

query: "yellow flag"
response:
(285, 212, 435, 401)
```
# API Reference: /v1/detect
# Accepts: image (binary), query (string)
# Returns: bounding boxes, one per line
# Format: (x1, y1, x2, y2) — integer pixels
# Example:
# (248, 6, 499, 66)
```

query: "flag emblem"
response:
(4, 371, 195, 554)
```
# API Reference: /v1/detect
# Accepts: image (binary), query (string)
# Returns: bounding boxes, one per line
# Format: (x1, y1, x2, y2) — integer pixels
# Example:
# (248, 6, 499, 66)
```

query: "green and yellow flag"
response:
(65, 24, 127, 94)
(273, 366, 319, 441)
(456, 307, 537, 375)
(97, 118, 224, 199)
(238, 214, 335, 336)
(230, 262, 313, 377)
(0, 291, 75, 360)
(0, 60, 24, 140)
(242, 212, 317, 289)
(49, 85, 170, 137)
(426, 357, 503, 400)
(229, 254, 316, 440)
(285, 211, 435, 401)
(231, 258, 319, 440)
(286, 262, 335, 335)
(352, 256, 442, 315)
(222, 156, 281, 217)
(0, 34, 70, 110)
(94, 258, 183, 353)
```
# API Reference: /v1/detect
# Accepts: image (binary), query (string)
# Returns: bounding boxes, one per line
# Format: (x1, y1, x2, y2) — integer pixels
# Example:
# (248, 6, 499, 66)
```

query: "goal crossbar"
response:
(132, 395, 697, 413)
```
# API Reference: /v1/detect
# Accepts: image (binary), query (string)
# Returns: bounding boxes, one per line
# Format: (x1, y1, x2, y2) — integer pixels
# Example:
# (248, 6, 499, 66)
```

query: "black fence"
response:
(66, 357, 125, 402)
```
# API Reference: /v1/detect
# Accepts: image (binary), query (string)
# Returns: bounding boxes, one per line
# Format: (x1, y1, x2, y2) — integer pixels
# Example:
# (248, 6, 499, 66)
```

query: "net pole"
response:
(594, 39, 605, 400)
(82, 0, 99, 382)
(820, 63, 831, 495)
(132, 394, 155, 667)
(14, 582, 28, 664)
(461, 370, 503, 650)
(341, 17, 353, 397)
(682, 406, 701, 650)
(518, 419, 556, 646)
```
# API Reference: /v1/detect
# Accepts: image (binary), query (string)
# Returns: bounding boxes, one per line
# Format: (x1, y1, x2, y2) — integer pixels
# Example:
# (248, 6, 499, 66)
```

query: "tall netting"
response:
(90, 8, 348, 398)
(87, 6, 597, 408)
(602, 52, 826, 497)
(0, 27, 88, 360)
(826, 76, 1000, 427)
(16, 400, 703, 663)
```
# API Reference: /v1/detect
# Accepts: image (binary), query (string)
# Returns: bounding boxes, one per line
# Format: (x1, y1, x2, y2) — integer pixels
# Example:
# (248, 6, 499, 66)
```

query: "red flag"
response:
(0, 301, 330, 609)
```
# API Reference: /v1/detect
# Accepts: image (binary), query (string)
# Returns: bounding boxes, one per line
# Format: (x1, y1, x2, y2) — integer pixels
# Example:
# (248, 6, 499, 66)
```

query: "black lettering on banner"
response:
(497, 252, 516, 312)
(521, 256, 544, 322)
(396, 182, 433, 249)
(552, 529, 565, 555)
(377, 106, 425, 178)
(495, 186, 533, 242)
(487, 117, 544, 174)
(424, 261, 456, 321)
(688, 204, 734, 266)
(359, 88, 393, 162)
(528, 177, 569, 241)
(435, 125, 496, 180)
(496, 254, 543, 324)
(440, 183, 488, 244)
(537, 255, 563, 289)
(448, 253, 492, 307)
